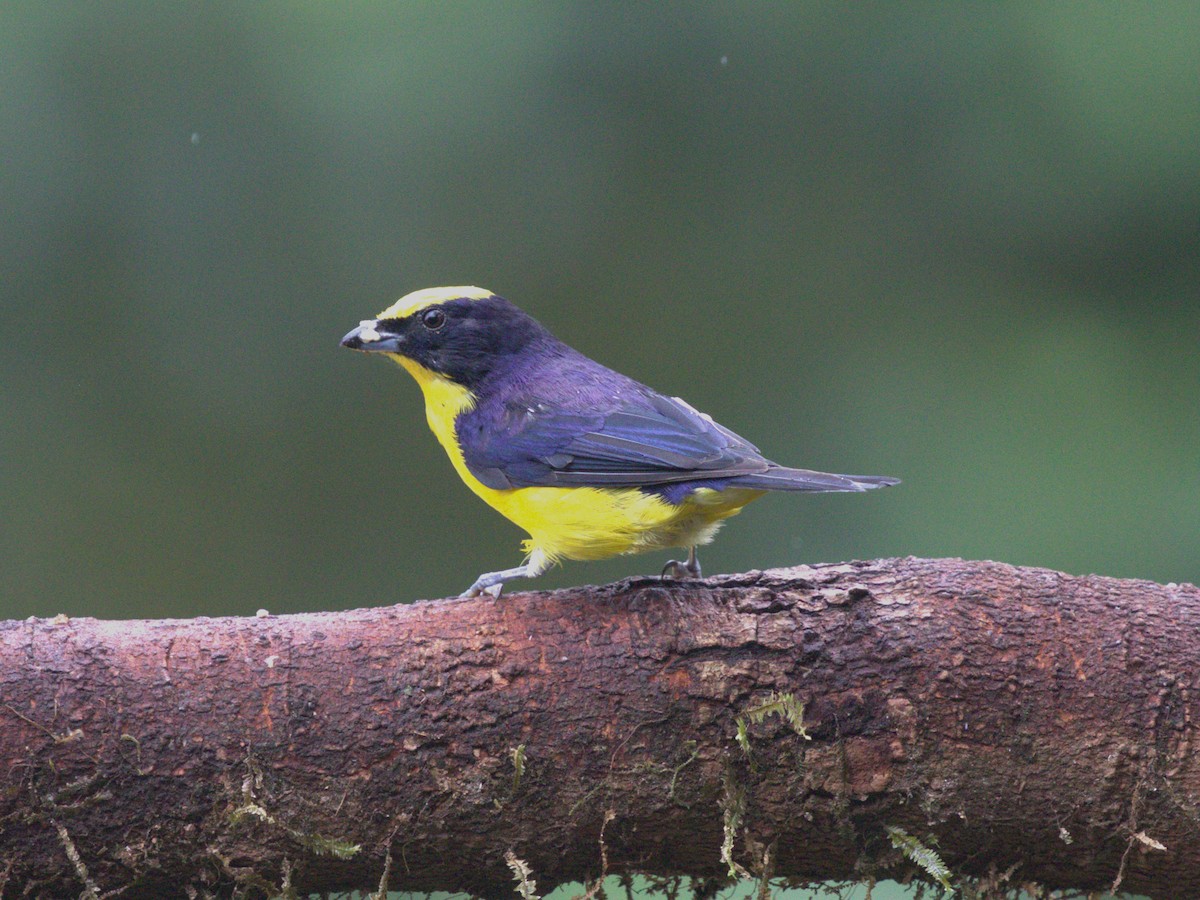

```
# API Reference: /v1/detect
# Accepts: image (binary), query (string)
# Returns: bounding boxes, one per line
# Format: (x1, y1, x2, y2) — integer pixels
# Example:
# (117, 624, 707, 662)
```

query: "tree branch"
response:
(2, 557, 1198, 898)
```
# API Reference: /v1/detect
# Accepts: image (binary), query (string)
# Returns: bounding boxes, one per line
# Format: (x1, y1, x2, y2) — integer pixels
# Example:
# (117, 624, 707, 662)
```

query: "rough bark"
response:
(1, 556, 1198, 899)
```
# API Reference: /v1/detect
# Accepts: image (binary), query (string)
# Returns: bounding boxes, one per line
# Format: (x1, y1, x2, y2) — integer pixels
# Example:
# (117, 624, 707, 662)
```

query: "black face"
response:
(375, 296, 550, 389)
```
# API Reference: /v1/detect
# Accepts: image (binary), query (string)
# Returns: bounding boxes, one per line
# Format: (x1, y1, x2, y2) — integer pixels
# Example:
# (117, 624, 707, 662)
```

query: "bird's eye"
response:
(420, 308, 446, 330)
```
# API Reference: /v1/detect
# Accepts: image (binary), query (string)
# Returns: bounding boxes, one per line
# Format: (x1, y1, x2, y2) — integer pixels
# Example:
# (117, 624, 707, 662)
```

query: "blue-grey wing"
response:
(459, 388, 771, 490)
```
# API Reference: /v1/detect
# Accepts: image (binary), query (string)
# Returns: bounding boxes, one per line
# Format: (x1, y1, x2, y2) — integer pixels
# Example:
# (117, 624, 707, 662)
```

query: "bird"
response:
(341, 286, 898, 598)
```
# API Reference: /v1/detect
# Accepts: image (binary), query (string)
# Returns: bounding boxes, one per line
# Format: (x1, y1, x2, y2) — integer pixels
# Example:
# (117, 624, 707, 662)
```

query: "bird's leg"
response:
(661, 546, 701, 580)
(460, 550, 550, 599)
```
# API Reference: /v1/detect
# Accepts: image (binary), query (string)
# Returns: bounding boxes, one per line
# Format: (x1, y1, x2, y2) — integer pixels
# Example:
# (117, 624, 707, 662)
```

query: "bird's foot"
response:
(460, 552, 550, 599)
(459, 582, 505, 600)
(459, 573, 512, 599)
(661, 547, 702, 580)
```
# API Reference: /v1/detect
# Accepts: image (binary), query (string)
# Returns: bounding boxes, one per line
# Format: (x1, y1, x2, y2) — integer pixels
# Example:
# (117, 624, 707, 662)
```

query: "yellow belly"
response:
(486, 482, 763, 562)
(395, 356, 764, 563)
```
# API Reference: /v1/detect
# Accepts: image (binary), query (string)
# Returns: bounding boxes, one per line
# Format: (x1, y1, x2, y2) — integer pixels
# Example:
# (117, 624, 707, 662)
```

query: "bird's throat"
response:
(390, 354, 477, 469)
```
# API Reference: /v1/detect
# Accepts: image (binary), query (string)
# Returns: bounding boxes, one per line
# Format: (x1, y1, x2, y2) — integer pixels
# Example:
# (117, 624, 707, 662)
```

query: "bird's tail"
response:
(730, 466, 900, 493)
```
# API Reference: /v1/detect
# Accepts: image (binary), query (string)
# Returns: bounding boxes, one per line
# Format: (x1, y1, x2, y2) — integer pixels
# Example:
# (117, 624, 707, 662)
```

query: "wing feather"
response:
(459, 384, 771, 491)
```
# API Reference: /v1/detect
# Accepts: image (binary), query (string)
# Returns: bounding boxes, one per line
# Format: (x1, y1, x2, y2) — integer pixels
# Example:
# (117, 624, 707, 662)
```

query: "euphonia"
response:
(341, 287, 898, 597)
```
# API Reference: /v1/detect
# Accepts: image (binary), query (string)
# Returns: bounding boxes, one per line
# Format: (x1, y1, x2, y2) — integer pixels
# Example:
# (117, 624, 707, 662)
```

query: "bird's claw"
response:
(661, 554, 702, 580)
(458, 582, 503, 600)
(662, 544, 702, 580)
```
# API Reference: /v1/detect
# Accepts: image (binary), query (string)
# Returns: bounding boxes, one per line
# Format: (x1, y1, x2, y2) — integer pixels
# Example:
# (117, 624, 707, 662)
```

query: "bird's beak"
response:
(341, 319, 403, 353)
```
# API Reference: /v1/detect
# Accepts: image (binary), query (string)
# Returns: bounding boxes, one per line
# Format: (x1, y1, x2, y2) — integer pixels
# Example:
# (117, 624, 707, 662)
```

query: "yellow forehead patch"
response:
(376, 286, 495, 319)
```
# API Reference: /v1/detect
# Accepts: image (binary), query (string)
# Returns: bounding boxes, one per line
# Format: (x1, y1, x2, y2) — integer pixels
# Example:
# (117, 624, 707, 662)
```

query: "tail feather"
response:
(731, 466, 900, 493)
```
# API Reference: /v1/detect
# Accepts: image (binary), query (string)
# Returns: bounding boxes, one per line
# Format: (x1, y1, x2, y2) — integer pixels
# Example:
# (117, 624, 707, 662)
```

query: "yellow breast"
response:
(393, 356, 763, 563)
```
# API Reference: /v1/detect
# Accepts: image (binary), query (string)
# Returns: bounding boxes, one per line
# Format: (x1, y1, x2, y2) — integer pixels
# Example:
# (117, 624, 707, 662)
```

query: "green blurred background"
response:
(3, 3, 1198, 621)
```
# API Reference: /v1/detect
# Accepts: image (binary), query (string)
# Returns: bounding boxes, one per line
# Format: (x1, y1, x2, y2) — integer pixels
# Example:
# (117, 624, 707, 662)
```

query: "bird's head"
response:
(341, 286, 548, 389)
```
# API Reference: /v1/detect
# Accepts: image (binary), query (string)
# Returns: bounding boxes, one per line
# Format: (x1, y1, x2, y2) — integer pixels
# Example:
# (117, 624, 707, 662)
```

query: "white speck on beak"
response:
(357, 320, 382, 343)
